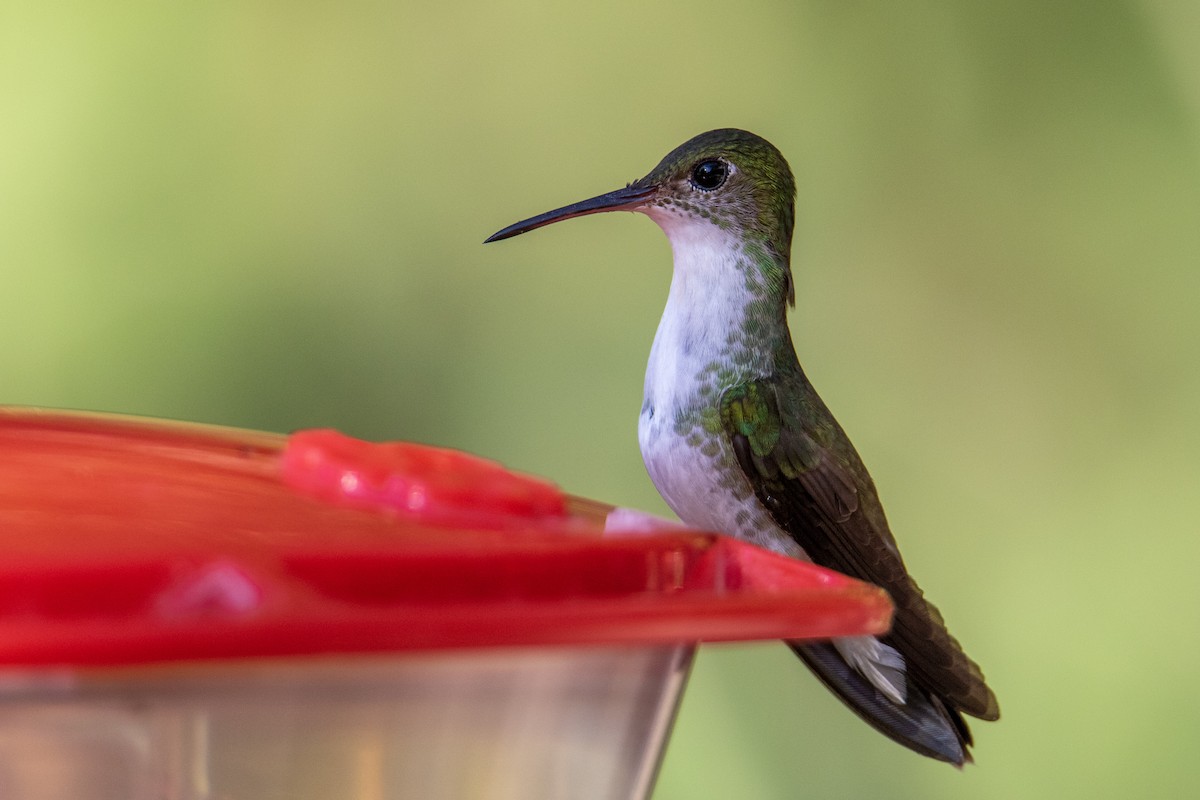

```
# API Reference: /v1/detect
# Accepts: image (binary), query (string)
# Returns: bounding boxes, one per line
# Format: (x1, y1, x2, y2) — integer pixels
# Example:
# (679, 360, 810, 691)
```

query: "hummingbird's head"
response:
(631, 128, 796, 263)
(486, 130, 797, 294)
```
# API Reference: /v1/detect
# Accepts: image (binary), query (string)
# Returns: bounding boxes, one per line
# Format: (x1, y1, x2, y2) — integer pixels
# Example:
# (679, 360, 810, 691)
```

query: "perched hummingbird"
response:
(486, 129, 999, 765)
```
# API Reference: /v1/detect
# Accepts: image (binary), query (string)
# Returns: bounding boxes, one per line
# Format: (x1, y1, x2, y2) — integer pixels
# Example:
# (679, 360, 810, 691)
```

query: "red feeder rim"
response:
(0, 407, 892, 667)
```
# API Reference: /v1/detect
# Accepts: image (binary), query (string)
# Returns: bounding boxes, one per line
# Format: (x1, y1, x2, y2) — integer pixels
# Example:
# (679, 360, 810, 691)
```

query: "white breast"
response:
(635, 210, 804, 558)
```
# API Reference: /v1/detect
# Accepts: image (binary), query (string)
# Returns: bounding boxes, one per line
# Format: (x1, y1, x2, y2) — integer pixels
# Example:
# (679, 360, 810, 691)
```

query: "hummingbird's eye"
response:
(690, 159, 728, 191)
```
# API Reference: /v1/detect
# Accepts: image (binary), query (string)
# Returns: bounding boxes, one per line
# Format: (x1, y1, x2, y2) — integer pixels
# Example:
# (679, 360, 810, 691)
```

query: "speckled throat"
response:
(637, 207, 802, 557)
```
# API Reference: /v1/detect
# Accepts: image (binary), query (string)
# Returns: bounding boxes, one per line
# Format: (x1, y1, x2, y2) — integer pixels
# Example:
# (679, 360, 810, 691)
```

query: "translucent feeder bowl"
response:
(0, 408, 891, 800)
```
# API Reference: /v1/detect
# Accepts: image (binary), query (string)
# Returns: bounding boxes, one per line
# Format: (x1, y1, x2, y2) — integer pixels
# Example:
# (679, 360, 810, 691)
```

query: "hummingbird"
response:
(485, 129, 999, 765)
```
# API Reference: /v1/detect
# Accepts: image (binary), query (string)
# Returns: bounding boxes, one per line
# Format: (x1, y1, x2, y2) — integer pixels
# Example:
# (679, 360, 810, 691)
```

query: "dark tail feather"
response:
(789, 641, 972, 766)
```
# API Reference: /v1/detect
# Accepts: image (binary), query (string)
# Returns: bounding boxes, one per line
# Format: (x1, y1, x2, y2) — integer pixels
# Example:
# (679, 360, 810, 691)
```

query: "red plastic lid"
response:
(0, 408, 891, 667)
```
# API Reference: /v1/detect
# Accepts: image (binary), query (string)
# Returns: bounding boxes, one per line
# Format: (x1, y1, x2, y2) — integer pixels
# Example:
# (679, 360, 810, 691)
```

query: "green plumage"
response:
(719, 368, 1000, 731)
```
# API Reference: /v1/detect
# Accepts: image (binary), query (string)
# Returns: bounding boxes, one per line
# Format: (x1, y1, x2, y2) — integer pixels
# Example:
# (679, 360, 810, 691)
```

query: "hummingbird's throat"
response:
(640, 215, 793, 446)
(644, 209, 793, 368)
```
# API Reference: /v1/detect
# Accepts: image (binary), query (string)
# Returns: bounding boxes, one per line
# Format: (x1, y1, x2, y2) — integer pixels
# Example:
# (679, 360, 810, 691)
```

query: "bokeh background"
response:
(4, 1, 1198, 797)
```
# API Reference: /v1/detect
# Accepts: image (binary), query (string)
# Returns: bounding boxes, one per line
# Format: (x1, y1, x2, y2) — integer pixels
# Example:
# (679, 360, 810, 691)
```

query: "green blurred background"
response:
(3, 1, 1198, 797)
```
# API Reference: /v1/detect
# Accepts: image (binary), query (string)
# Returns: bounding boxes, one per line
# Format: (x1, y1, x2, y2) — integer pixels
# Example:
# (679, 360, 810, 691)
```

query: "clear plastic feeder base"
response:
(0, 646, 692, 800)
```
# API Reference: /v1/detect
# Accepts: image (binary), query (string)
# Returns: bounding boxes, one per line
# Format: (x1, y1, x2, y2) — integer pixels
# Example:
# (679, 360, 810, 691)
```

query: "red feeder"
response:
(0, 408, 891, 800)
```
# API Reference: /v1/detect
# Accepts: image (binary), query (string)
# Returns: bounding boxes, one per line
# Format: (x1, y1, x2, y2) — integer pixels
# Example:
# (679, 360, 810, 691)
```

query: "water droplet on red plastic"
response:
(156, 562, 263, 618)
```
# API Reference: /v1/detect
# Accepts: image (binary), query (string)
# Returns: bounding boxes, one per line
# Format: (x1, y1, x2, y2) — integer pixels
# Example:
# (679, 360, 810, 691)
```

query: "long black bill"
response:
(484, 183, 656, 243)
